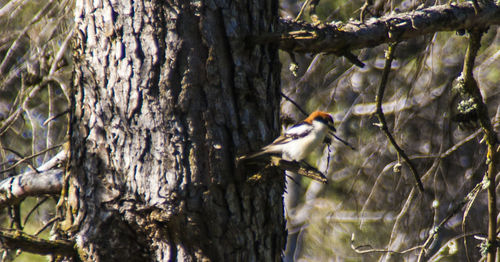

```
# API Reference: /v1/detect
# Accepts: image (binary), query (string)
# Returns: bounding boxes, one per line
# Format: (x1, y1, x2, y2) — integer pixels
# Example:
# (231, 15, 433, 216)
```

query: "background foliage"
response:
(0, 0, 499, 261)
(280, 0, 499, 261)
(0, 0, 73, 260)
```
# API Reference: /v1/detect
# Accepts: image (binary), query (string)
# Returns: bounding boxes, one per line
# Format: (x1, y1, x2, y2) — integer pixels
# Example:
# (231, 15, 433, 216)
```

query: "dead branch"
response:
(0, 150, 65, 208)
(0, 228, 76, 257)
(272, 158, 328, 184)
(255, 2, 500, 54)
(0, 169, 63, 208)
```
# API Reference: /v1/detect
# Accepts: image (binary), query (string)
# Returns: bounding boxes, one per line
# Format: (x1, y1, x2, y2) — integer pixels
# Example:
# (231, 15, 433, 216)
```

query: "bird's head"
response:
(305, 111, 336, 133)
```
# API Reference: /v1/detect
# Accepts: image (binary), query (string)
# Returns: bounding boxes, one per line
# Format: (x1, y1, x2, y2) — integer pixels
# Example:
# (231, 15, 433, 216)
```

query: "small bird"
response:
(241, 111, 336, 162)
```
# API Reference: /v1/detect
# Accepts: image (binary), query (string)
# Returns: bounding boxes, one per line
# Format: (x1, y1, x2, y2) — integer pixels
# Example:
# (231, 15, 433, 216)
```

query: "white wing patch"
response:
(263, 123, 312, 147)
(284, 123, 313, 139)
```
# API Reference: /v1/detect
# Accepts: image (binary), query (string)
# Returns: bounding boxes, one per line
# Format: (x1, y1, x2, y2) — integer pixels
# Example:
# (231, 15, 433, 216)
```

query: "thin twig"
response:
(34, 216, 60, 236)
(359, 0, 373, 22)
(462, 178, 483, 262)
(280, 92, 308, 117)
(44, 75, 70, 102)
(324, 145, 331, 175)
(44, 27, 73, 159)
(0, 77, 28, 136)
(382, 188, 417, 260)
(416, 181, 484, 261)
(332, 134, 355, 150)
(48, 27, 74, 75)
(440, 128, 482, 158)
(23, 197, 49, 226)
(0, 147, 39, 172)
(471, 0, 480, 14)
(0, 144, 63, 174)
(46, 86, 56, 163)
(294, 0, 312, 22)
(351, 232, 423, 254)
(374, 43, 424, 192)
(338, 50, 365, 68)
(43, 109, 69, 126)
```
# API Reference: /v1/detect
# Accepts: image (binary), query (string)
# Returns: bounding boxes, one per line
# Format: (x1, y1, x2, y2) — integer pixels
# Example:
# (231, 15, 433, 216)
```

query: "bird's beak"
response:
(328, 124, 336, 133)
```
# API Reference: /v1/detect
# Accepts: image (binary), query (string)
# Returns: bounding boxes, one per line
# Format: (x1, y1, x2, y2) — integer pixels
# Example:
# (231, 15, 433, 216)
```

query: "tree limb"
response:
(0, 150, 65, 208)
(0, 228, 76, 257)
(244, 156, 328, 184)
(257, 2, 500, 54)
(273, 158, 328, 184)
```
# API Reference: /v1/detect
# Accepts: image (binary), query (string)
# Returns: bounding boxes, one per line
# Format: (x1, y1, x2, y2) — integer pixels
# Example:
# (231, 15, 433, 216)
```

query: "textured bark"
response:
(64, 0, 284, 261)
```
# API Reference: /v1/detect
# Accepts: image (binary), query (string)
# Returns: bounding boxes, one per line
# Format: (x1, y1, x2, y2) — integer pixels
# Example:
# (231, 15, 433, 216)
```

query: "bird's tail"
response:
(236, 150, 269, 162)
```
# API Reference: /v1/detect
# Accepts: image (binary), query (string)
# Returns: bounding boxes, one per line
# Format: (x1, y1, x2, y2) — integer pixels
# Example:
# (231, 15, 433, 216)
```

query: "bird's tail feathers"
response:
(237, 150, 270, 162)
(237, 145, 281, 163)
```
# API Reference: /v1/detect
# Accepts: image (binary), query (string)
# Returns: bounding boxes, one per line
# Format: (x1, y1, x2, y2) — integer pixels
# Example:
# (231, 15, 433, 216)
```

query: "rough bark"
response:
(63, 0, 284, 261)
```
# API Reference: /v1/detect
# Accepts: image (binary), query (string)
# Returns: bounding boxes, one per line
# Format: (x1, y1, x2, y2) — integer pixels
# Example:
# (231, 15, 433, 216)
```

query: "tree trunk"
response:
(63, 0, 284, 260)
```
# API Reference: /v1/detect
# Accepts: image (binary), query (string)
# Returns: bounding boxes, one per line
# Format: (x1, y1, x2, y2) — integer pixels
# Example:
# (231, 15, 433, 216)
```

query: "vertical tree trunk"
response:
(63, 0, 284, 260)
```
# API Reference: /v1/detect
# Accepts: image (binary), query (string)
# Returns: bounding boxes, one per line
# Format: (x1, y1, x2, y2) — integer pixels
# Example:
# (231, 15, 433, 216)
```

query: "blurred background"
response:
(0, 0, 499, 261)
(0, 0, 72, 261)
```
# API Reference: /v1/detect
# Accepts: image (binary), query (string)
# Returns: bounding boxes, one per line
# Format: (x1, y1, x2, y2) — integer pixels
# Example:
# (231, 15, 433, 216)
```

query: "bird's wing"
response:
(270, 122, 313, 145)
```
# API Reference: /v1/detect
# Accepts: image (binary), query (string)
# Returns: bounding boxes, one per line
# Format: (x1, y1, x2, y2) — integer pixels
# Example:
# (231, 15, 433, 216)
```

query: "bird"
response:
(240, 111, 336, 162)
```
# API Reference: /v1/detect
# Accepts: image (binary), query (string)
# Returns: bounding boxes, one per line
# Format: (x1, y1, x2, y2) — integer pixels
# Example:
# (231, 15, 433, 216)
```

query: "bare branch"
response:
(440, 128, 482, 159)
(416, 181, 484, 261)
(359, 0, 373, 22)
(0, 144, 63, 175)
(274, 158, 328, 184)
(458, 28, 498, 262)
(34, 215, 60, 236)
(382, 188, 418, 260)
(0, 150, 66, 208)
(0, 228, 75, 257)
(23, 196, 50, 225)
(0, 169, 63, 208)
(351, 232, 423, 254)
(259, 2, 500, 54)
(374, 43, 424, 192)
(280, 92, 308, 117)
(295, 0, 312, 22)
(245, 156, 328, 184)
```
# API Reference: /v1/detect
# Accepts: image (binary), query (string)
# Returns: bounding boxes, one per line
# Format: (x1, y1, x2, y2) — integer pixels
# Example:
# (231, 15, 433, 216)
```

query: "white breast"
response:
(282, 120, 328, 161)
